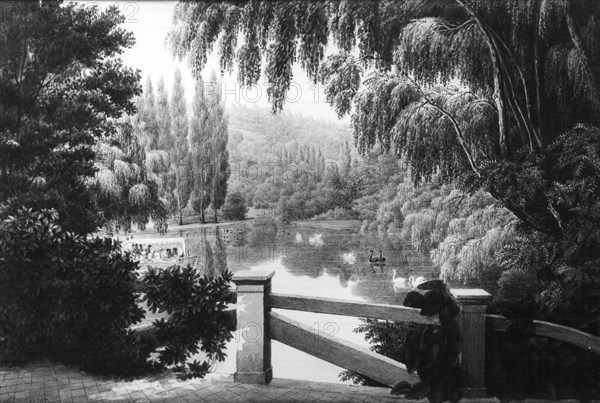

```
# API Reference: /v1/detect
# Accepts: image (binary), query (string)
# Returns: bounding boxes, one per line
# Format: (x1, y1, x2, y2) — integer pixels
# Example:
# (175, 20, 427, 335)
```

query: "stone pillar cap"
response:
(232, 270, 275, 284)
(451, 288, 491, 301)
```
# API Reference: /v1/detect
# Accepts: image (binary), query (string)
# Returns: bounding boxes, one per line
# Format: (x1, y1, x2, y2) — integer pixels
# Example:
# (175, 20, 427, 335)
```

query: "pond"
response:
(185, 218, 440, 384)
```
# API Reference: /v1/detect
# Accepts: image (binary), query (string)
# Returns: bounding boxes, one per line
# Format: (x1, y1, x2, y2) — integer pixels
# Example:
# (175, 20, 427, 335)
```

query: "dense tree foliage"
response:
(92, 122, 168, 234)
(132, 71, 194, 227)
(226, 105, 360, 220)
(221, 190, 248, 221)
(0, 1, 165, 234)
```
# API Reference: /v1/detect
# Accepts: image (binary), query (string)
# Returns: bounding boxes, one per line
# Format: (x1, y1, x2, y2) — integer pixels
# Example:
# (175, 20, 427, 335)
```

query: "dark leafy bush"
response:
(0, 208, 150, 375)
(474, 125, 600, 326)
(140, 265, 236, 379)
(221, 191, 248, 221)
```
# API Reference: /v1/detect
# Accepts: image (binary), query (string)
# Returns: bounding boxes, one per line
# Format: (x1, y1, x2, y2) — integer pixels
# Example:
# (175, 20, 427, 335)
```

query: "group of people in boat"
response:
(126, 243, 183, 262)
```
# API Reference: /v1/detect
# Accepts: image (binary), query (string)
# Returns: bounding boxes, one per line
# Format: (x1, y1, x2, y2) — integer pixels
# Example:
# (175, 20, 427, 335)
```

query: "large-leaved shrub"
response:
(0, 208, 149, 375)
(140, 265, 236, 379)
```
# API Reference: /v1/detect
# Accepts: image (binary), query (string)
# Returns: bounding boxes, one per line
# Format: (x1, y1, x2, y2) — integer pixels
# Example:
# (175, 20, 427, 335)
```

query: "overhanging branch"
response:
(406, 77, 481, 177)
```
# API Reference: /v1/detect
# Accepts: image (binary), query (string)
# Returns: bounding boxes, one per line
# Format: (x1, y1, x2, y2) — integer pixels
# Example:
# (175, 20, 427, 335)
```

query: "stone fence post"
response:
(232, 270, 274, 384)
(450, 289, 492, 398)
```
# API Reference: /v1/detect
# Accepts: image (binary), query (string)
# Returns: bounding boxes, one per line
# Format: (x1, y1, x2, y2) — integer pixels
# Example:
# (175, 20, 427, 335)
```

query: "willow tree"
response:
(93, 123, 168, 233)
(169, 0, 600, 322)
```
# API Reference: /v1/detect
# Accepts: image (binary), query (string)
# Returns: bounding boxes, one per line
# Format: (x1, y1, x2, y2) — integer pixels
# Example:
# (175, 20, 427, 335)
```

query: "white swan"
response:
(308, 233, 323, 247)
(392, 271, 427, 290)
(411, 276, 427, 288)
(392, 270, 411, 288)
(295, 232, 303, 242)
(342, 252, 357, 265)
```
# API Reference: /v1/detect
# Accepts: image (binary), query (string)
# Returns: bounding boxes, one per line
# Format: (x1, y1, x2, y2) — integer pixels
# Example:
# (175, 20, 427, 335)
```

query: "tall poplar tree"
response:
(138, 76, 159, 151)
(206, 71, 230, 223)
(189, 77, 212, 223)
(170, 68, 190, 225)
(156, 77, 172, 152)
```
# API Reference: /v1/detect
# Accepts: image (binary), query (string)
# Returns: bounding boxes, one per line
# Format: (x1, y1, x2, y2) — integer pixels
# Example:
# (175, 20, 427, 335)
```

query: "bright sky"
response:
(73, 1, 345, 122)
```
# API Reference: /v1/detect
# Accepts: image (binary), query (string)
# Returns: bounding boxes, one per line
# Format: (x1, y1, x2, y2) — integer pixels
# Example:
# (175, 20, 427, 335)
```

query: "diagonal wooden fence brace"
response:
(269, 311, 420, 387)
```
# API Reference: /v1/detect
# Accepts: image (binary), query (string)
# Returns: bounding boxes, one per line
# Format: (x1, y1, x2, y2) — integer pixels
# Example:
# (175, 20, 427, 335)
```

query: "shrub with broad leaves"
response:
(0, 208, 149, 375)
(139, 266, 236, 379)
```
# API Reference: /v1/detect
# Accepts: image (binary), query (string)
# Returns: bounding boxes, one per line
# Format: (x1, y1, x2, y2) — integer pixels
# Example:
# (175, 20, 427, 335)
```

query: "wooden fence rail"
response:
(269, 293, 439, 325)
(487, 314, 600, 356)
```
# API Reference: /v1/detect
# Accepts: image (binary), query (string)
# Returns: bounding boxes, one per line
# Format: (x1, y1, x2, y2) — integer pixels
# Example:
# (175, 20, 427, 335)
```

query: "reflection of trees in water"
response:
(196, 228, 214, 277)
(214, 227, 228, 274)
(322, 266, 356, 288)
(246, 217, 278, 247)
(230, 223, 437, 301)
(281, 242, 326, 278)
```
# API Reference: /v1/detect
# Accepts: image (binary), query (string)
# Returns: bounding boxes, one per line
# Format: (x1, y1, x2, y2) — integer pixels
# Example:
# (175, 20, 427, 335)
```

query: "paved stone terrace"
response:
(0, 362, 413, 403)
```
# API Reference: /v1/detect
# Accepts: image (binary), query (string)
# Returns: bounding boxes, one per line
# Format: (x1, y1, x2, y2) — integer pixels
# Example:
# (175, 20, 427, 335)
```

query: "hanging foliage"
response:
(128, 184, 151, 207)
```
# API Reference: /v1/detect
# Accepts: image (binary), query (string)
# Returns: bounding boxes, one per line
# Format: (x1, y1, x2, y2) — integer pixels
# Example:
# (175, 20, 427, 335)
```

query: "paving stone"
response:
(14, 389, 31, 399)
(15, 381, 33, 392)
(2, 371, 19, 381)
(71, 387, 88, 398)
(96, 383, 113, 393)
(29, 385, 46, 397)
(1, 377, 21, 388)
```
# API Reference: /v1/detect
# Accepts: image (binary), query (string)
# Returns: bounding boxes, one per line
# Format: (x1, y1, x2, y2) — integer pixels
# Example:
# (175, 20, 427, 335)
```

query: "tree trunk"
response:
(199, 166, 205, 224)
(177, 193, 183, 226)
(534, 0, 546, 142)
(176, 168, 183, 226)
(454, 0, 508, 157)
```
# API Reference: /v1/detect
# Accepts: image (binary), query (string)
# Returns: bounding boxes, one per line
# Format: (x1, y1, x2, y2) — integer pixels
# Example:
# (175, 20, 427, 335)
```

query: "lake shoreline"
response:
(291, 219, 363, 230)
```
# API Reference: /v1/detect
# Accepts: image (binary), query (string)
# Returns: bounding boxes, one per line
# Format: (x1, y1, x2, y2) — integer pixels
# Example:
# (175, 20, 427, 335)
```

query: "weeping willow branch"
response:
(564, 0, 600, 104)
(407, 77, 481, 177)
(437, 18, 475, 33)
